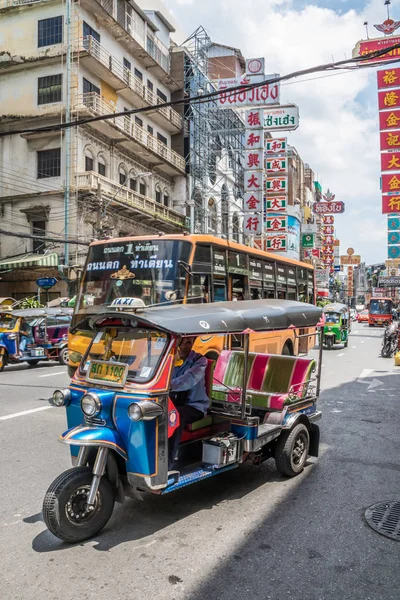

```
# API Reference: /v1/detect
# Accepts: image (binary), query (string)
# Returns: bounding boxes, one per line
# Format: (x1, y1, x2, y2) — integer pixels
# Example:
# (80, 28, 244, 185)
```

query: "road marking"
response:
(38, 371, 66, 378)
(359, 368, 374, 379)
(360, 341, 365, 344)
(351, 346, 357, 349)
(337, 353, 344, 357)
(0, 406, 52, 421)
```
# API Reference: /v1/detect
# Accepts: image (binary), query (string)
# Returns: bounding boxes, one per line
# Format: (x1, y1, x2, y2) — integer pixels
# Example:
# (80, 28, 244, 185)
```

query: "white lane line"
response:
(360, 341, 365, 344)
(351, 346, 357, 349)
(337, 353, 344, 357)
(0, 406, 52, 421)
(38, 371, 66, 378)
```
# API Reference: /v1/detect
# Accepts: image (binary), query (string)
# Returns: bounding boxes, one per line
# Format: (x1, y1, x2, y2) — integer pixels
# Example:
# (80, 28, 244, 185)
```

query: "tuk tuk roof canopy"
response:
(323, 303, 349, 314)
(92, 299, 323, 335)
(12, 308, 73, 318)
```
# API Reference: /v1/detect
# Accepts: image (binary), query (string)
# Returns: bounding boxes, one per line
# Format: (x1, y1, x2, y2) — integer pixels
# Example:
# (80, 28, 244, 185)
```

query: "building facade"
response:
(0, 0, 187, 298)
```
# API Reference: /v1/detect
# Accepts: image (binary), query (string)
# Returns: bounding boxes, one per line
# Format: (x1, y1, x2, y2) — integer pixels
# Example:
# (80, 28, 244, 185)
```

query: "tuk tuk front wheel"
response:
(326, 336, 334, 350)
(43, 467, 115, 543)
(275, 423, 310, 477)
(0, 352, 5, 372)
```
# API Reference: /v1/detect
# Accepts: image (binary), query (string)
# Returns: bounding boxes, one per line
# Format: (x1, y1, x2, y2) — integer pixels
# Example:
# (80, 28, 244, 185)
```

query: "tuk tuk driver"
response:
(18, 317, 34, 355)
(169, 336, 209, 470)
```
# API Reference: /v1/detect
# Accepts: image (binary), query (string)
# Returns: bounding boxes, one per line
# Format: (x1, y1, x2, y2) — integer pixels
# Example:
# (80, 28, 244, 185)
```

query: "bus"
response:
(67, 234, 316, 376)
(368, 297, 393, 327)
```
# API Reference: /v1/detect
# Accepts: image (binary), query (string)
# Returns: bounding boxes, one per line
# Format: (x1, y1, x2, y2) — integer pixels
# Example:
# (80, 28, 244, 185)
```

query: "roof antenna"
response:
(363, 21, 369, 39)
(385, 0, 391, 20)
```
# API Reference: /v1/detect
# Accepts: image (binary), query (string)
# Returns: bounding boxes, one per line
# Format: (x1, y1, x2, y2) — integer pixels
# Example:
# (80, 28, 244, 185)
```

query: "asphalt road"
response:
(1, 322, 400, 600)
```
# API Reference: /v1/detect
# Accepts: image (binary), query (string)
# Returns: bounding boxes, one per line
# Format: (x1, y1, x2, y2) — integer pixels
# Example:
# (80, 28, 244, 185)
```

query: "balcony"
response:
(76, 171, 189, 232)
(73, 93, 186, 175)
(81, 36, 182, 134)
(80, 0, 179, 90)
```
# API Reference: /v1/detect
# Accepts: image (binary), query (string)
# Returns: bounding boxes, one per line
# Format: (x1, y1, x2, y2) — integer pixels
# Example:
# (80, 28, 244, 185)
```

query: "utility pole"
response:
(96, 182, 103, 238)
(64, 0, 72, 268)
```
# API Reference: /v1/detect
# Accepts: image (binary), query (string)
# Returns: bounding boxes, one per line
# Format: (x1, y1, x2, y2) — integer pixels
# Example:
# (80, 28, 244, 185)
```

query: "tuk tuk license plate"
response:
(86, 361, 128, 387)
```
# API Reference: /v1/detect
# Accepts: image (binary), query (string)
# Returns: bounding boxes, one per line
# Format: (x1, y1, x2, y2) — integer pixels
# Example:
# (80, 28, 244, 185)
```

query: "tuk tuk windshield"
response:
(325, 313, 340, 324)
(81, 327, 169, 383)
(0, 314, 16, 330)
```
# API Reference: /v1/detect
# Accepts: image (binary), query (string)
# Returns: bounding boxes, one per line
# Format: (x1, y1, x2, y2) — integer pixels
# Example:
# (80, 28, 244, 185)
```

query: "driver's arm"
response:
(170, 356, 207, 392)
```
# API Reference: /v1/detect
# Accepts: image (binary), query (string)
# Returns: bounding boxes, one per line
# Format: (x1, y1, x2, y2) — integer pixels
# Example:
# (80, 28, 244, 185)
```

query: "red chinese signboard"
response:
(354, 36, 400, 64)
(380, 129, 400, 150)
(265, 196, 287, 212)
(383, 194, 400, 213)
(377, 68, 400, 89)
(244, 191, 262, 213)
(322, 215, 335, 225)
(382, 173, 400, 194)
(245, 150, 263, 169)
(265, 157, 287, 173)
(321, 225, 334, 235)
(312, 201, 345, 214)
(381, 152, 400, 171)
(379, 109, 400, 131)
(265, 138, 287, 154)
(267, 235, 287, 252)
(378, 89, 400, 111)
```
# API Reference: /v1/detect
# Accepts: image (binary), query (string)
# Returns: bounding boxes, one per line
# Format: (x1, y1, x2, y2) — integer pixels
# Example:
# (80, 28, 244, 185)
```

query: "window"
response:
(135, 116, 143, 127)
(147, 80, 154, 91)
(129, 178, 137, 191)
(157, 88, 167, 102)
(85, 155, 94, 171)
(123, 58, 131, 84)
(38, 74, 62, 105)
(38, 16, 63, 48)
(32, 220, 46, 254)
(98, 159, 106, 177)
(156, 189, 162, 204)
(147, 125, 154, 135)
(119, 171, 127, 185)
(157, 132, 167, 145)
(163, 193, 169, 207)
(83, 78, 100, 96)
(134, 68, 143, 81)
(123, 57, 131, 71)
(139, 181, 146, 196)
(83, 21, 100, 43)
(37, 148, 61, 179)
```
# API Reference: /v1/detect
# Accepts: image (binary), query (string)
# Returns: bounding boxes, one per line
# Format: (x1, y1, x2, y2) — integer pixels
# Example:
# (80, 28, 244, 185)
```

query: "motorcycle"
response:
(381, 321, 398, 358)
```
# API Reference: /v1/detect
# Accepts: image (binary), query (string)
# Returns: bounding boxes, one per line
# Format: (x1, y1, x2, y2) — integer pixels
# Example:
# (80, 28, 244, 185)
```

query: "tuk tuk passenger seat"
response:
(212, 350, 316, 412)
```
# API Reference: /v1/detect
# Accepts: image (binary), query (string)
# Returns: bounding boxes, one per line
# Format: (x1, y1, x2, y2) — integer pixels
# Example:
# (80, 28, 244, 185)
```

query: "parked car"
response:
(357, 309, 369, 323)
(349, 309, 356, 321)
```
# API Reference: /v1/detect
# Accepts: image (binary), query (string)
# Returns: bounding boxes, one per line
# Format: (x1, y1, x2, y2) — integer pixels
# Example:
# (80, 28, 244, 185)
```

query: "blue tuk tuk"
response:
(43, 299, 323, 542)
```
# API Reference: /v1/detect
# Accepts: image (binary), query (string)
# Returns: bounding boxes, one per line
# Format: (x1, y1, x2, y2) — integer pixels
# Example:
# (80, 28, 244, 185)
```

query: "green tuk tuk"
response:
(323, 303, 351, 350)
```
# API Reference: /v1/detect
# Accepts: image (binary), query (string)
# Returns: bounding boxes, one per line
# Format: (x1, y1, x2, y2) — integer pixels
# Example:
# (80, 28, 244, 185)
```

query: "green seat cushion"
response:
(186, 415, 213, 431)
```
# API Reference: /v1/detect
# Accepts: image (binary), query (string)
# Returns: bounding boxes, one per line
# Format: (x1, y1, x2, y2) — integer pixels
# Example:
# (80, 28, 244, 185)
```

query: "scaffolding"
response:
(181, 27, 245, 239)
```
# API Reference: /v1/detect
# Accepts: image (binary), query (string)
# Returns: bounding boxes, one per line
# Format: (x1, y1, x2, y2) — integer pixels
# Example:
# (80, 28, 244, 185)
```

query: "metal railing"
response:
(82, 36, 182, 130)
(76, 171, 188, 228)
(74, 92, 185, 172)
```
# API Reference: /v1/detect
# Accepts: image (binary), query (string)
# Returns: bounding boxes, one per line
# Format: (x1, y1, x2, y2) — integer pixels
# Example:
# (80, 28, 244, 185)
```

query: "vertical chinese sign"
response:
(321, 214, 335, 272)
(243, 109, 263, 238)
(388, 215, 400, 258)
(378, 68, 400, 217)
(265, 138, 288, 252)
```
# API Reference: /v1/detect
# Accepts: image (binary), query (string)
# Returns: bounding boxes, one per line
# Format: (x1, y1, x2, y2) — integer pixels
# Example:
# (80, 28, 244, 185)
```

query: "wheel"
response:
(42, 467, 115, 543)
(67, 365, 77, 379)
(28, 360, 40, 367)
(344, 340, 348, 348)
(381, 342, 391, 358)
(326, 337, 334, 350)
(281, 343, 293, 356)
(59, 347, 69, 366)
(0, 353, 5, 372)
(275, 423, 310, 477)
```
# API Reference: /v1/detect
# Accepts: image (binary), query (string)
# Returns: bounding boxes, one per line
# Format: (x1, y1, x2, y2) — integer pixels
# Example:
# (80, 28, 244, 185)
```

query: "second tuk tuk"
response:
(0, 308, 71, 371)
(323, 303, 351, 350)
(43, 298, 323, 543)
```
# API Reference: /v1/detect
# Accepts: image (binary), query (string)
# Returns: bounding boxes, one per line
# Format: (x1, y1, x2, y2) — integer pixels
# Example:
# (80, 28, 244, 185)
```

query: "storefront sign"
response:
(380, 128, 400, 151)
(266, 176, 287, 193)
(379, 109, 400, 131)
(381, 152, 400, 171)
(340, 255, 361, 265)
(216, 75, 280, 108)
(378, 89, 400, 111)
(265, 196, 287, 212)
(383, 194, 400, 213)
(244, 171, 263, 192)
(263, 105, 299, 131)
(377, 67, 400, 89)
(267, 235, 287, 252)
(243, 214, 261, 235)
(312, 201, 345, 214)
(244, 149, 263, 170)
(265, 138, 287, 154)
(353, 36, 400, 64)
(378, 276, 400, 286)
(382, 172, 400, 194)
(245, 129, 264, 150)
(265, 157, 287, 173)
(244, 191, 262, 213)
(246, 57, 265, 76)
(266, 215, 287, 232)
(244, 109, 263, 129)
(302, 234, 314, 248)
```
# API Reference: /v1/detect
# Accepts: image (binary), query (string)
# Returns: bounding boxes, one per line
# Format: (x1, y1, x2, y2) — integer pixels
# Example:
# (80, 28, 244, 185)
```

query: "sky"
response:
(159, 0, 400, 265)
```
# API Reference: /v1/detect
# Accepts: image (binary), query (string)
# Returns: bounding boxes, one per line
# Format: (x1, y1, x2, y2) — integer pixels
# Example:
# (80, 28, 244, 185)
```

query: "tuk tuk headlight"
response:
(51, 389, 71, 407)
(81, 392, 102, 417)
(128, 400, 163, 422)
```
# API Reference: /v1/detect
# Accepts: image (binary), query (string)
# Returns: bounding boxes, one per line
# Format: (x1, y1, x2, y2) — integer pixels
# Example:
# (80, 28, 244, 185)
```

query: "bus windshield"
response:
(75, 240, 191, 319)
(369, 299, 392, 315)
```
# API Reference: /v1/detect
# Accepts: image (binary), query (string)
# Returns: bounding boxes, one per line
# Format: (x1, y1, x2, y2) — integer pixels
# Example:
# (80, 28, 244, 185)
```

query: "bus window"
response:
(298, 283, 307, 302)
(231, 275, 247, 300)
(188, 275, 210, 304)
(213, 277, 227, 302)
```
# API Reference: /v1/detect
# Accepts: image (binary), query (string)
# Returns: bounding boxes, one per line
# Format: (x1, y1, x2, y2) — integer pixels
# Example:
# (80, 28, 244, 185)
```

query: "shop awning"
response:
(0, 253, 59, 271)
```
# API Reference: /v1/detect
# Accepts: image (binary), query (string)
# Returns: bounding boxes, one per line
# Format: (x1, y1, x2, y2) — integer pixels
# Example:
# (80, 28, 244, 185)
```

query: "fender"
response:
(60, 425, 127, 460)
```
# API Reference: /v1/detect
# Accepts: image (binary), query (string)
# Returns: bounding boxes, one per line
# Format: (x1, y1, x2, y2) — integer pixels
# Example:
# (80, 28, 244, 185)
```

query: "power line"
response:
(0, 43, 398, 139)
(0, 227, 90, 246)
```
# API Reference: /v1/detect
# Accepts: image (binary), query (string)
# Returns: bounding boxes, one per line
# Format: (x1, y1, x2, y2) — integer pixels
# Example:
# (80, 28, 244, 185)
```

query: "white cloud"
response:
(163, 0, 400, 263)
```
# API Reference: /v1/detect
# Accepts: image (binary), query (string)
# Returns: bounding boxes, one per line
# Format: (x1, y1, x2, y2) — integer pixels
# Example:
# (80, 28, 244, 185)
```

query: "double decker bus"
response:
(67, 234, 316, 375)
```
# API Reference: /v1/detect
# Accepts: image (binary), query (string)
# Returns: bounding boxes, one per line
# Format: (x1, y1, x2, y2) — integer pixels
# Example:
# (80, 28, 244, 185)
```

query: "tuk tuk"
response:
(43, 299, 323, 543)
(323, 303, 351, 350)
(0, 308, 72, 371)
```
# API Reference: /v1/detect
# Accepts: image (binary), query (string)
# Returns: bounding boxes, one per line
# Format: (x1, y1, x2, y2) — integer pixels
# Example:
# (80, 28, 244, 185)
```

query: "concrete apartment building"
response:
(0, 0, 188, 297)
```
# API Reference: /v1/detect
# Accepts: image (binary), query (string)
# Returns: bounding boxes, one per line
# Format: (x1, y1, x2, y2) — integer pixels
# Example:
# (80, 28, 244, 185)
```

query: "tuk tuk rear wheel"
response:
(59, 347, 69, 366)
(43, 467, 115, 543)
(275, 423, 310, 477)
(0, 353, 4, 372)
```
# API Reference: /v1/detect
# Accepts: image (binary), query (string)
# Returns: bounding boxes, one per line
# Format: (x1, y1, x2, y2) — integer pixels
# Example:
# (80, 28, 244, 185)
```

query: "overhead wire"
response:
(0, 41, 399, 138)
